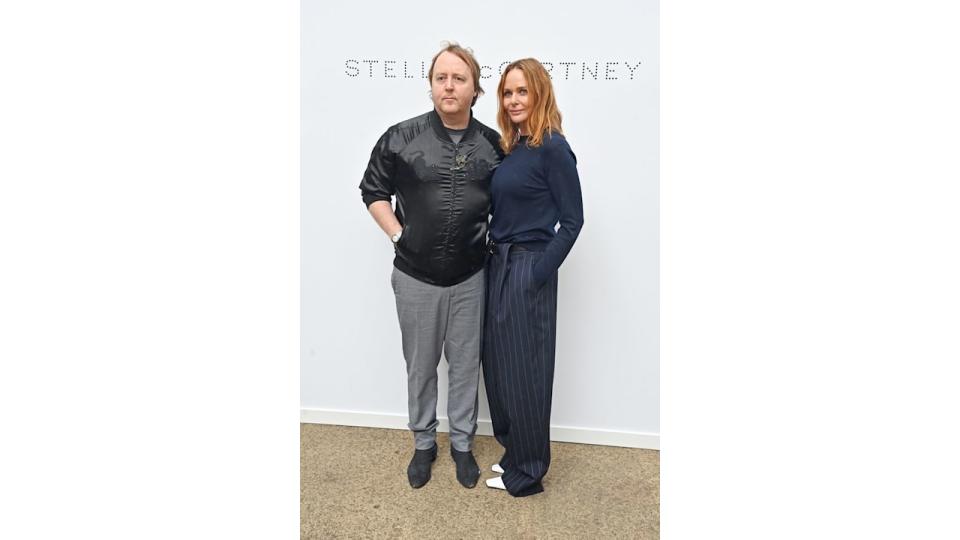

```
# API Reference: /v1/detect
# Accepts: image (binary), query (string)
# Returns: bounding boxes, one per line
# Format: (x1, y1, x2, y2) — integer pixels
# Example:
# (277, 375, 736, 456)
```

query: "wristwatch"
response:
(391, 229, 403, 244)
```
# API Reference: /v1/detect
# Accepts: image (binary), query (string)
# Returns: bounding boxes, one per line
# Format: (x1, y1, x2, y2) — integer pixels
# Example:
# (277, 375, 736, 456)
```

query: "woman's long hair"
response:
(496, 58, 563, 154)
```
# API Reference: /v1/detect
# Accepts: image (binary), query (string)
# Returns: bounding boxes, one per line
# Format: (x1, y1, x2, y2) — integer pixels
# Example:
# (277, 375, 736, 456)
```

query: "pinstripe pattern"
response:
(482, 244, 558, 497)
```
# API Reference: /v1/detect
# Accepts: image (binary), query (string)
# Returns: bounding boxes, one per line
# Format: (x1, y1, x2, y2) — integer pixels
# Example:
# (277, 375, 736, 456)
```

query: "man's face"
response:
(431, 52, 476, 120)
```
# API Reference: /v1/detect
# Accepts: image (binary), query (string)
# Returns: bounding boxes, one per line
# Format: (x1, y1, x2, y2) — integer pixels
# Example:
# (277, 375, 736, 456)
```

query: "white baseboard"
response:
(300, 408, 659, 450)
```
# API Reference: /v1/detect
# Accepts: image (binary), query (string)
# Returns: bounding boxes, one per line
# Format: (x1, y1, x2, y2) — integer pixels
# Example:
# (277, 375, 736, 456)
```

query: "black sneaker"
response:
(407, 444, 437, 488)
(451, 447, 481, 488)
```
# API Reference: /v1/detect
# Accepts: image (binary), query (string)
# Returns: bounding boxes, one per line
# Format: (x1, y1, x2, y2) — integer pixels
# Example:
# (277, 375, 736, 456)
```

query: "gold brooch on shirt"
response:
(452, 153, 467, 171)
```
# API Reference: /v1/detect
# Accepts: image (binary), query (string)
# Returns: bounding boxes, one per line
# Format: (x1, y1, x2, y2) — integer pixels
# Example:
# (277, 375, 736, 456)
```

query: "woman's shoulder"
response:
(540, 131, 576, 163)
(542, 131, 569, 148)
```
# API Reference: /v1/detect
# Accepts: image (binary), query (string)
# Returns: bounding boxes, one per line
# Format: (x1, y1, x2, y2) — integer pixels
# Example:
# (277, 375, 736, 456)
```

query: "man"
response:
(359, 43, 503, 489)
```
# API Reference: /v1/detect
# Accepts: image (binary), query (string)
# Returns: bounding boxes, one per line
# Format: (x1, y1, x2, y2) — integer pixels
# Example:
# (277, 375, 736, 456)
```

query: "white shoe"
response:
(492, 463, 504, 474)
(485, 476, 506, 490)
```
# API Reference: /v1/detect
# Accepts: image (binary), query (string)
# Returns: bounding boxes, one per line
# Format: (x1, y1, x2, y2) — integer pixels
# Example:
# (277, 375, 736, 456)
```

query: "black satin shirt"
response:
(360, 110, 504, 286)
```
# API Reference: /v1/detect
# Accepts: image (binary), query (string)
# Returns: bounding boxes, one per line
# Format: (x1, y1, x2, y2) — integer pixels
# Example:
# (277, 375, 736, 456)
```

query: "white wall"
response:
(301, 0, 659, 448)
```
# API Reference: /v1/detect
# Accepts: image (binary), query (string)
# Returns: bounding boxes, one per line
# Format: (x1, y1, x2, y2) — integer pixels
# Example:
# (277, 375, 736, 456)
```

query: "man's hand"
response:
(367, 200, 403, 240)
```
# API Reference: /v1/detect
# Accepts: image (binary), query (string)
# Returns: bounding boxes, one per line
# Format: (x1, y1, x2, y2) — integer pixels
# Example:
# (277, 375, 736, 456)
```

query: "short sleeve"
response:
(359, 130, 397, 208)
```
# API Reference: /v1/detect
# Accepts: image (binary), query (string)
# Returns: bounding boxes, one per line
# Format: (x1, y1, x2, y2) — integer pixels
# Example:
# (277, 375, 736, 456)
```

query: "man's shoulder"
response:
(471, 119, 503, 154)
(386, 111, 433, 135)
(472, 118, 500, 139)
(375, 111, 433, 151)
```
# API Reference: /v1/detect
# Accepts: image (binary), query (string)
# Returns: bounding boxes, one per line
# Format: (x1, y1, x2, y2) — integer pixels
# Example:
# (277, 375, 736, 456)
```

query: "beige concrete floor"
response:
(301, 423, 659, 539)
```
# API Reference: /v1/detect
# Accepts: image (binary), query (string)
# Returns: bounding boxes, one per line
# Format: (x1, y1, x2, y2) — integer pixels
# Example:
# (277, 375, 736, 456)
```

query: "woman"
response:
(482, 58, 584, 496)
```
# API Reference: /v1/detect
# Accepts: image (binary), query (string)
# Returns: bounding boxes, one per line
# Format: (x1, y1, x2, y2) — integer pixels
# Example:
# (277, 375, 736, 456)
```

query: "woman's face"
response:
(502, 68, 531, 133)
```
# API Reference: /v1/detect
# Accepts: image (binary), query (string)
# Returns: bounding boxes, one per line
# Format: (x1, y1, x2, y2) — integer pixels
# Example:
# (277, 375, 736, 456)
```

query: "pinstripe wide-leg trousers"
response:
(482, 243, 559, 497)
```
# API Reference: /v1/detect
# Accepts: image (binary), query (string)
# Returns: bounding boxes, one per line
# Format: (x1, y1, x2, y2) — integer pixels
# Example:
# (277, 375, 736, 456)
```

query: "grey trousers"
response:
(391, 267, 485, 452)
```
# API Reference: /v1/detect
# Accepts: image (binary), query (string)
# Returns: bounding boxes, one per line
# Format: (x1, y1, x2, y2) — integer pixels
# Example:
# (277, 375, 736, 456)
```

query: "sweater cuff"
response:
(531, 257, 554, 288)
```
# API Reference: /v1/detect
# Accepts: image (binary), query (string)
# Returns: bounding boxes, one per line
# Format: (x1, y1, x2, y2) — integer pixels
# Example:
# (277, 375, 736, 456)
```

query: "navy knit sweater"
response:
(489, 132, 584, 285)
